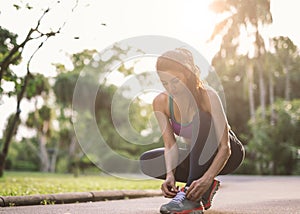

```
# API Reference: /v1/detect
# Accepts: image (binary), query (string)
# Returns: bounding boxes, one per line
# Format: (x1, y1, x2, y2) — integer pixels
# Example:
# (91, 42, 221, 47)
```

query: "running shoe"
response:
(160, 187, 204, 214)
(201, 179, 220, 210)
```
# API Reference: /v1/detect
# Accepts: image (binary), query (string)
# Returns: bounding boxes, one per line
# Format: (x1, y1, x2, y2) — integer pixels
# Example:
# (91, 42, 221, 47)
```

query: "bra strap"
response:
(169, 96, 175, 121)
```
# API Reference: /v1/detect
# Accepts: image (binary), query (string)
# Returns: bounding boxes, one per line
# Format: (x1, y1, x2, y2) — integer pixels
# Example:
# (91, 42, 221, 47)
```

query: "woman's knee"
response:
(140, 148, 165, 161)
(139, 148, 166, 179)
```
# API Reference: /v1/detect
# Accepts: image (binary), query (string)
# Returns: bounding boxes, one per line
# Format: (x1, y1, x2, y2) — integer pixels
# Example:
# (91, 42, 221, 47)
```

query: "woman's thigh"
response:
(139, 131, 245, 180)
(139, 148, 190, 182)
(219, 130, 245, 175)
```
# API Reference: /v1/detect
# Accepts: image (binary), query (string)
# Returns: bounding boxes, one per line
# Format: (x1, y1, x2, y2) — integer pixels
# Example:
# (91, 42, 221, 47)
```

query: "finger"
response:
(161, 185, 170, 195)
(165, 193, 175, 198)
(188, 190, 198, 200)
(164, 191, 176, 198)
(186, 189, 193, 199)
(166, 189, 177, 197)
(185, 183, 195, 195)
(163, 192, 172, 198)
(162, 185, 177, 197)
(186, 186, 197, 199)
(170, 184, 178, 193)
(161, 184, 168, 195)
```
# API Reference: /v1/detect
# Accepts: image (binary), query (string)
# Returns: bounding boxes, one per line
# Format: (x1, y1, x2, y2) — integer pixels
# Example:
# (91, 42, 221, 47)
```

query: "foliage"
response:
(0, 27, 18, 60)
(272, 36, 300, 99)
(0, 1, 78, 177)
(25, 74, 50, 100)
(207, 55, 251, 135)
(209, 0, 272, 59)
(246, 99, 300, 175)
(2, 1, 300, 176)
(5, 139, 39, 171)
(52, 47, 164, 174)
(0, 27, 20, 98)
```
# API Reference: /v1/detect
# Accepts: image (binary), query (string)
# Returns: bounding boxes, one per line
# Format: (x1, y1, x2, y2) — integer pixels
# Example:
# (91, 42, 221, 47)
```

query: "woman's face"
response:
(158, 70, 190, 97)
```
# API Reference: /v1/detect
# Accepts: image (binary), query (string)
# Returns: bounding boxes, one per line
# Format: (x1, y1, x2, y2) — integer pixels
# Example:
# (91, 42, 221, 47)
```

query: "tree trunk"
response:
(269, 69, 275, 125)
(247, 62, 256, 122)
(284, 65, 291, 101)
(258, 63, 266, 119)
(0, 154, 5, 177)
(0, 71, 30, 177)
(38, 136, 49, 172)
(49, 148, 58, 173)
(0, 112, 20, 176)
(39, 121, 50, 172)
(68, 135, 78, 173)
(253, 23, 267, 120)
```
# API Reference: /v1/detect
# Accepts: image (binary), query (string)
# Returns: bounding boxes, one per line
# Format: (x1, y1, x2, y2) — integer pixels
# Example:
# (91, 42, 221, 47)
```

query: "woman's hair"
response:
(156, 48, 210, 112)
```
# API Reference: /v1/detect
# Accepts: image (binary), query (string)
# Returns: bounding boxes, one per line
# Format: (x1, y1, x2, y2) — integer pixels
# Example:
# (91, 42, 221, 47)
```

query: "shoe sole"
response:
(173, 209, 203, 214)
(203, 179, 220, 210)
(160, 208, 203, 214)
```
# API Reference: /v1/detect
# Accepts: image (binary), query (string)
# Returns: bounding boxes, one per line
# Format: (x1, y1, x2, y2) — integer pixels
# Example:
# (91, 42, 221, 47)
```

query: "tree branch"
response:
(0, 0, 80, 177)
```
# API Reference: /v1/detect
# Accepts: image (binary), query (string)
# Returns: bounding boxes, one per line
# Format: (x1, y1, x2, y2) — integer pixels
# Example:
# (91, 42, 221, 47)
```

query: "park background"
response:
(0, 0, 300, 196)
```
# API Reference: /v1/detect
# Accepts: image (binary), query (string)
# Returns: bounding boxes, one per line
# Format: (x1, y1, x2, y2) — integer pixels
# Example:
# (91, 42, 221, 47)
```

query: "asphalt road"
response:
(1, 175, 300, 214)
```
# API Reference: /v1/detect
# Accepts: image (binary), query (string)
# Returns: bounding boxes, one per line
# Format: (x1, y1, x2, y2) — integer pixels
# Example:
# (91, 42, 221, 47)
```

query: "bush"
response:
(6, 139, 39, 171)
(247, 99, 300, 175)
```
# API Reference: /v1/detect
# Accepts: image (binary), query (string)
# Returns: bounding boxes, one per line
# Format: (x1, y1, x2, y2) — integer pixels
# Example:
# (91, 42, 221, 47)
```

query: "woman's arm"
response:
(186, 89, 231, 200)
(202, 89, 231, 179)
(153, 93, 179, 197)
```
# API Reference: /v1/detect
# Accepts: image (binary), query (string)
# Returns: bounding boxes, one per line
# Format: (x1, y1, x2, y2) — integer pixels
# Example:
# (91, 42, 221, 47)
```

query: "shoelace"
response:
(170, 191, 186, 204)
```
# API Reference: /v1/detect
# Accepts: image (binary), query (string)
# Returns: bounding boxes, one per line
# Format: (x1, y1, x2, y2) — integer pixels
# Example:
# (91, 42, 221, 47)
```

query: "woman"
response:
(140, 48, 245, 214)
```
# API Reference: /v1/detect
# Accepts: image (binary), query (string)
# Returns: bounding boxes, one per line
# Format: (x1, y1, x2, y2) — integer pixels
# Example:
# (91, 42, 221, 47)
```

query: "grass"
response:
(0, 171, 164, 196)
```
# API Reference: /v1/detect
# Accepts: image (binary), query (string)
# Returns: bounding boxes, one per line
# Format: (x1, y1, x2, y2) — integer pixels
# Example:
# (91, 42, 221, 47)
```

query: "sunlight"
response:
(1, 0, 300, 140)
(175, 0, 221, 69)
(179, 0, 217, 41)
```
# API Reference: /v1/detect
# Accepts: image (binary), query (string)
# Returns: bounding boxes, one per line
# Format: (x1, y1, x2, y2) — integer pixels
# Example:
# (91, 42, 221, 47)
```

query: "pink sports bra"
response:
(169, 96, 193, 139)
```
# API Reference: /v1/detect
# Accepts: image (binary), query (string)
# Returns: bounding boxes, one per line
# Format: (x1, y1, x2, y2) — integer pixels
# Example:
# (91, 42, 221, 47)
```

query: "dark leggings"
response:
(139, 110, 245, 184)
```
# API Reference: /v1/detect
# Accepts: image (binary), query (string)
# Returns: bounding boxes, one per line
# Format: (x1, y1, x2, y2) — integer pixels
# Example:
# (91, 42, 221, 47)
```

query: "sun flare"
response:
(178, 0, 217, 40)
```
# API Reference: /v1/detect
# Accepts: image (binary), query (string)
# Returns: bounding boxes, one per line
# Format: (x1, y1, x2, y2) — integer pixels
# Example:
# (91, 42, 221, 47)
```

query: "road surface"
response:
(1, 175, 299, 214)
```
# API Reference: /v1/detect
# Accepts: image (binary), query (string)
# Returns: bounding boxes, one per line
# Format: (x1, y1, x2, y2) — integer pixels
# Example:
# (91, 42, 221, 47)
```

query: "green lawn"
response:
(0, 171, 164, 196)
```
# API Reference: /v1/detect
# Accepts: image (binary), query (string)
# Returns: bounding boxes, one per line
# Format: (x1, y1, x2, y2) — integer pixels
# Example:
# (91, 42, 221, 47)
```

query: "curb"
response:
(0, 190, 162, 207)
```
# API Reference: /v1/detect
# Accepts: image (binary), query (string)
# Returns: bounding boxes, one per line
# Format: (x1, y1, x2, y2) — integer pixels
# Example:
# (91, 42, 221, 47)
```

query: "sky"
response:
(0, 0, 299, 138)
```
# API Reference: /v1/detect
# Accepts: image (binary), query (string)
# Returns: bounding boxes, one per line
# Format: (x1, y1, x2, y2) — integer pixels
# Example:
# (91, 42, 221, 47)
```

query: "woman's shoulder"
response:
(204, 86, 227, 115)
(152, 92, 169, 112)
(202, 86, 225, 112)
(205, 86, 220, 100)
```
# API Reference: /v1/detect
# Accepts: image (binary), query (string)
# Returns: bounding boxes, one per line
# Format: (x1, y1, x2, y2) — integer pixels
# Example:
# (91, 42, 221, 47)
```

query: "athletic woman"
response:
(140, 48, 245, 214)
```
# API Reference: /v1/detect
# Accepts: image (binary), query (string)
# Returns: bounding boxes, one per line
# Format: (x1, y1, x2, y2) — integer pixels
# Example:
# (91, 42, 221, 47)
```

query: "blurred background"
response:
(0, 0, 299, 180)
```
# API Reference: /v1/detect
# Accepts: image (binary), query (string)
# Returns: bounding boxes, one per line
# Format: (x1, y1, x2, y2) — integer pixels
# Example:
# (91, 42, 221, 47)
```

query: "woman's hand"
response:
(161, 175, 178, 198)
(186, 176, 213, 201)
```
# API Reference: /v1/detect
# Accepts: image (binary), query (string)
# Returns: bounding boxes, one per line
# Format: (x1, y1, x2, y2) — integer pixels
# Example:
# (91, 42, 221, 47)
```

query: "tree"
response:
(54, 49, 98, 173)
(271, 36, 299, 101)
(54, 46, 163, 174)
(0, 2, 78, 177)
(26, 105, 53, 172)
(208, 1, 300, 176)
(0, 27, 20, 87)
(209, 0, 273, 121)
(53, 48, 130, 173)
(207, 55, 250, 135)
